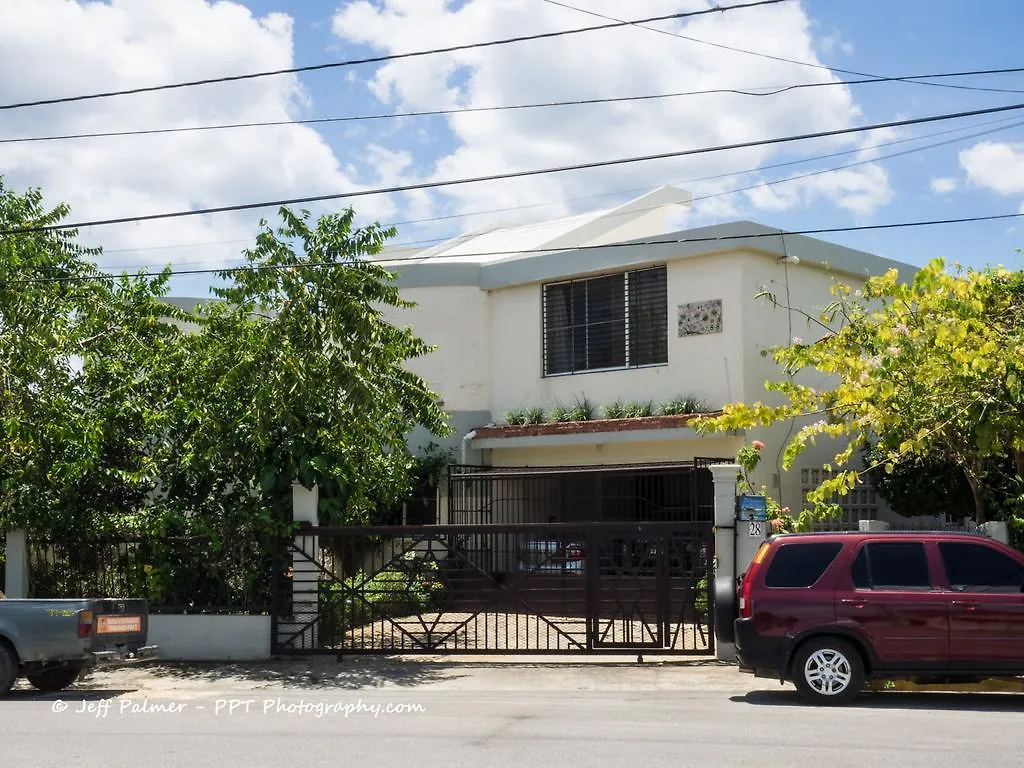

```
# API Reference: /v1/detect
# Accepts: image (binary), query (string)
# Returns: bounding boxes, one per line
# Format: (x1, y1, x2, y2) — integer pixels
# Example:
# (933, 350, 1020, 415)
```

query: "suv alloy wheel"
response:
(792, 637, 865, 705)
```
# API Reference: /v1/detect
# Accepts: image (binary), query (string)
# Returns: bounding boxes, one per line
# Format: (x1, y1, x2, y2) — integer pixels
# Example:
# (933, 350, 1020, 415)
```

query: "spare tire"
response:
(714, 576, 737, 645)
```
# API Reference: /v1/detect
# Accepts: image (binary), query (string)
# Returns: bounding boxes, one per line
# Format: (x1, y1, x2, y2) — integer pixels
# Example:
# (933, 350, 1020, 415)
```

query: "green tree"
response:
(151, 206, 452, 538)
(696, 257, 1024, 524)
(0, 179, 184, 537)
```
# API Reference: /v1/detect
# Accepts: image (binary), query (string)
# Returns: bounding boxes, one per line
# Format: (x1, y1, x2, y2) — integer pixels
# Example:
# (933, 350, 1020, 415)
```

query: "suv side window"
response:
(939, 542, 1024, 593)
(850, 542, 932, 590)
(764, 542, 843, 588)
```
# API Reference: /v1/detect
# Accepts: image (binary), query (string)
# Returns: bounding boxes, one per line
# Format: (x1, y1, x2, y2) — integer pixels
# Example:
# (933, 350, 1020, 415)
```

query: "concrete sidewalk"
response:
(15, 654, 1024, 698)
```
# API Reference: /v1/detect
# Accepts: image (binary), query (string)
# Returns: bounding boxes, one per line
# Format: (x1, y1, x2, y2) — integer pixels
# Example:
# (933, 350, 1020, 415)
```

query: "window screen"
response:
(764, 542, 843, 588)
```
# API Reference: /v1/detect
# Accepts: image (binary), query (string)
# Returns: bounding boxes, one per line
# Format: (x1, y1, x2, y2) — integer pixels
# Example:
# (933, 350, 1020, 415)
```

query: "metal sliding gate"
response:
(272, 521, 714, 655)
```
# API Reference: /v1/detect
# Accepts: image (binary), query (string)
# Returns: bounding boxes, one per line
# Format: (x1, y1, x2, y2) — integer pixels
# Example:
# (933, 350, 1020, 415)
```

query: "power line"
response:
(6, 66, 1024, 146)
(4, 98, 1024, 237)
(101, 113, 1024, 271)
(0, 0, 787, 112)
(4, 212, 1022, 285)
(540, 0, 1024, 95)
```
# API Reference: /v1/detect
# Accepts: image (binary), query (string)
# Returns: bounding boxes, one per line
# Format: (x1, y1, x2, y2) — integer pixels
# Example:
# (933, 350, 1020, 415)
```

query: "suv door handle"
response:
(839, 598, 866, 608)
(951, 601, 979, 611)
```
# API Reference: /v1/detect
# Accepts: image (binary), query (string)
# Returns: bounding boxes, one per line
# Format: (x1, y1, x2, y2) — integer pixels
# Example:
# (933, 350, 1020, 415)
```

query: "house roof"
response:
(373, 185, 692, 266)
(375, 221, 919, 291)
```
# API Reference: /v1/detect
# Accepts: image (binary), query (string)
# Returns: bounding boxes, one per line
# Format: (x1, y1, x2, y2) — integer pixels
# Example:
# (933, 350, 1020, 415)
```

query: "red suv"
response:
(733, 531, 1024, 705)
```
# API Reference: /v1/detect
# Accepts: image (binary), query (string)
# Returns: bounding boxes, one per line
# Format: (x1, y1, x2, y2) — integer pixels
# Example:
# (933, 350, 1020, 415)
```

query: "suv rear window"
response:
(851, 542, 931, 589)
(764, 542, 843, 588)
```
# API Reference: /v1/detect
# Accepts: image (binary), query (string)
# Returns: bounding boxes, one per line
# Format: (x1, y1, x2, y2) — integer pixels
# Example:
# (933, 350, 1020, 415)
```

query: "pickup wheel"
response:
(0, 643, 16, 696)
(26, 664, 82, 693)
(792, 637, 864, 706)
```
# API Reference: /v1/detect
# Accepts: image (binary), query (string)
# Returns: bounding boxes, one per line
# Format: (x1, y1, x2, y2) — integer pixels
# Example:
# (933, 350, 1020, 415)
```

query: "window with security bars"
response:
(542, 265, 668, 375)
(800, 467, 880, 529)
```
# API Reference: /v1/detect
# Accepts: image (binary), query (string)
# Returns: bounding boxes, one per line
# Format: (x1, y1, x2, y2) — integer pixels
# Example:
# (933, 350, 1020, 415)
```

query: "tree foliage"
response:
(0, 180, 185, 537)
(695, 257, 1024, 523)
(148, 206, 451, 538)
(1, 178, 451, 563)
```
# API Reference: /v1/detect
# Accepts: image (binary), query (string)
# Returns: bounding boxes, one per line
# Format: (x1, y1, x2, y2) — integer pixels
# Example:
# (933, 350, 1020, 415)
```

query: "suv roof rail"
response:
(770, 528, 993, 540)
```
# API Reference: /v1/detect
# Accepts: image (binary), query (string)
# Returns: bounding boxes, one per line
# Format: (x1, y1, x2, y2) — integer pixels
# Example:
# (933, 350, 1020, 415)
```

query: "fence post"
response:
(979, 521, 1010, 545)
(4, 530, 29, 599)
(710, 464, 740, 662)
(291, 482, 319, 650)
(858, 520, 891, 533)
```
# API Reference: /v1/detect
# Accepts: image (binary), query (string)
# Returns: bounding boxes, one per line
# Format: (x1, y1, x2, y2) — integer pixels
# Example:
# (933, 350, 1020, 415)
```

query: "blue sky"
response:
(1, 0, 1023, 297)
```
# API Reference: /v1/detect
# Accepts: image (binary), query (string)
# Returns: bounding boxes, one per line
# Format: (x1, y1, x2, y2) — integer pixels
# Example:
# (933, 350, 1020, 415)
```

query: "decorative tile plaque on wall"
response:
(677, 299, 722, 336)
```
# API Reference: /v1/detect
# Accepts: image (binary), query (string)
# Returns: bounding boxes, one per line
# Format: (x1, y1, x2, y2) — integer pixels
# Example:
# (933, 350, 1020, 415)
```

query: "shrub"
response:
(623, 400, 654, 418)
(524, 407, 546, 424)
(318, 552, 447, 645)
(602, 400, 628, 419)
(566, 396, 595, 421)
(547, 402, 573, 422)
(659, 396, 709, 416)
(504, 409, 528, 425)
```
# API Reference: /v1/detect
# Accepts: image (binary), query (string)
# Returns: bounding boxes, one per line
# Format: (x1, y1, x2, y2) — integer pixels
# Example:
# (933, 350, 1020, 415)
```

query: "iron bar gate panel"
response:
(446, 460, 727, 526)
(271, 522, 713, 656)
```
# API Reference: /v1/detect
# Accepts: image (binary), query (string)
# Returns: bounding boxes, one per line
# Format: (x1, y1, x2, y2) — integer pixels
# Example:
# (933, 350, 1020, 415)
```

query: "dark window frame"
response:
(541, 265, 668, 377)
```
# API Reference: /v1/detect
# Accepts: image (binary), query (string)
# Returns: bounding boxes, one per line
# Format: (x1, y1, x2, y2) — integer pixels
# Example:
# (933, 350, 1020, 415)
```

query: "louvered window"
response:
(542, 265, 667, 376)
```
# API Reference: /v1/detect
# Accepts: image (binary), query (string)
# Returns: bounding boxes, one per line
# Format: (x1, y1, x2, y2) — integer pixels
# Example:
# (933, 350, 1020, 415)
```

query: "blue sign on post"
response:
(737, 494, 768, 522)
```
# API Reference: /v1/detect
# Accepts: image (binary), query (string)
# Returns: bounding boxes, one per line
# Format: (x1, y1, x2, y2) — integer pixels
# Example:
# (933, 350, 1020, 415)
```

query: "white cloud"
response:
(959, 141, 1024, 195)
(930, 177, 958, 194)
(0, 0, 384, 274)
(744, 163, 892, 216)
(331, 0, 888, 230)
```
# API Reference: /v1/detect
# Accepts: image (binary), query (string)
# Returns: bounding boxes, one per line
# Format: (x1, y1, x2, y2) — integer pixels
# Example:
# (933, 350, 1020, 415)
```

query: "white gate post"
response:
(4, 530, 28, 599)
(291, 482, 319, 650)
(710, 465, 740, 662)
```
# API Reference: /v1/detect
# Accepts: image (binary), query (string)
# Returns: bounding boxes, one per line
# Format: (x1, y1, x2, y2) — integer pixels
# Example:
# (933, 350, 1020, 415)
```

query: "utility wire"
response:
(540, 0, 1024, 95)
(102, 113, 1024, 271)
(4, 98, 1024, 237)
(0, 0, 786, 111)
(6, 66, 1024, 145)
(4, 212, 1023, 285)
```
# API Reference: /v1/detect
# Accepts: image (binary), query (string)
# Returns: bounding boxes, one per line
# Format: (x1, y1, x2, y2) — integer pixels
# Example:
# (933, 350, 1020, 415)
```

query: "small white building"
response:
(370, 186, 919, 526)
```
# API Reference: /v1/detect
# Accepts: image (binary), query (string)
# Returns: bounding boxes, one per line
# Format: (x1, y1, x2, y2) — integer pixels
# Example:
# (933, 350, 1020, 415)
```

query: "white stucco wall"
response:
(735, 252, 887, 516)
(378, 285, 491, 413)
(488, 251, 747, 419)
(147, 615, 271, 661)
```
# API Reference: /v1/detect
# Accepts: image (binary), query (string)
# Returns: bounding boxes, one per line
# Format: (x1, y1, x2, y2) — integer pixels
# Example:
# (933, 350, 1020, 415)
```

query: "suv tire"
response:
(792, 637, 864, 706)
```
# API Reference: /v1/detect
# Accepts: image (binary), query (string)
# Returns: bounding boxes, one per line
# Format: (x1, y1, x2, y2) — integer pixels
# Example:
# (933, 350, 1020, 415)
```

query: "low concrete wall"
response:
(147, 615, 271, 661)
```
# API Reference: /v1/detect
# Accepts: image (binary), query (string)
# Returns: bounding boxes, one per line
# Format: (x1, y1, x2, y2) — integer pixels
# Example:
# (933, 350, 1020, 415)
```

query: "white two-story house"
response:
(371, 186, 920, 529)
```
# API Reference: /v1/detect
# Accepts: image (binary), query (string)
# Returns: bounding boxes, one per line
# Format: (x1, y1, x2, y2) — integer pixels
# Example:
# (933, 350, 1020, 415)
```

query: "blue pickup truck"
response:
(0, 594, 157, 695)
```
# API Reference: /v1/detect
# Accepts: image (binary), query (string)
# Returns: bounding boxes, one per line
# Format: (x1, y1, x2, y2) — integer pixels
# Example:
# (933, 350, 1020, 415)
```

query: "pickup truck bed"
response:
(0, 597, 158, 695)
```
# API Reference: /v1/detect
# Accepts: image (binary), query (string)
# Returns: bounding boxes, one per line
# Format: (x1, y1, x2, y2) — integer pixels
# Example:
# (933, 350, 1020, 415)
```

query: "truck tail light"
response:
(738, 543, 770, 619)
(78, 610, 93, 639)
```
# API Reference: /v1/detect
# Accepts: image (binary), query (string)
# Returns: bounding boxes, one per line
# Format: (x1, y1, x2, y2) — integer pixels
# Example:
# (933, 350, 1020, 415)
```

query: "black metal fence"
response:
(272, 521, 713, 655)
(27, 534, 271, 614)
(446, 460, 725, 527)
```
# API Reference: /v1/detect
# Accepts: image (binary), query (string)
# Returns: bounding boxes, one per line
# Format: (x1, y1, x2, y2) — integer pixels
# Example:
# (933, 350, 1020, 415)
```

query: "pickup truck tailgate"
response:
(88, 598, 149, 650)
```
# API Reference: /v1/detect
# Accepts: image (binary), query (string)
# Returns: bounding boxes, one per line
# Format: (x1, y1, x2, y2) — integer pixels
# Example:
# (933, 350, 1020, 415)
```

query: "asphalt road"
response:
(1, 661, 1022, 767)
